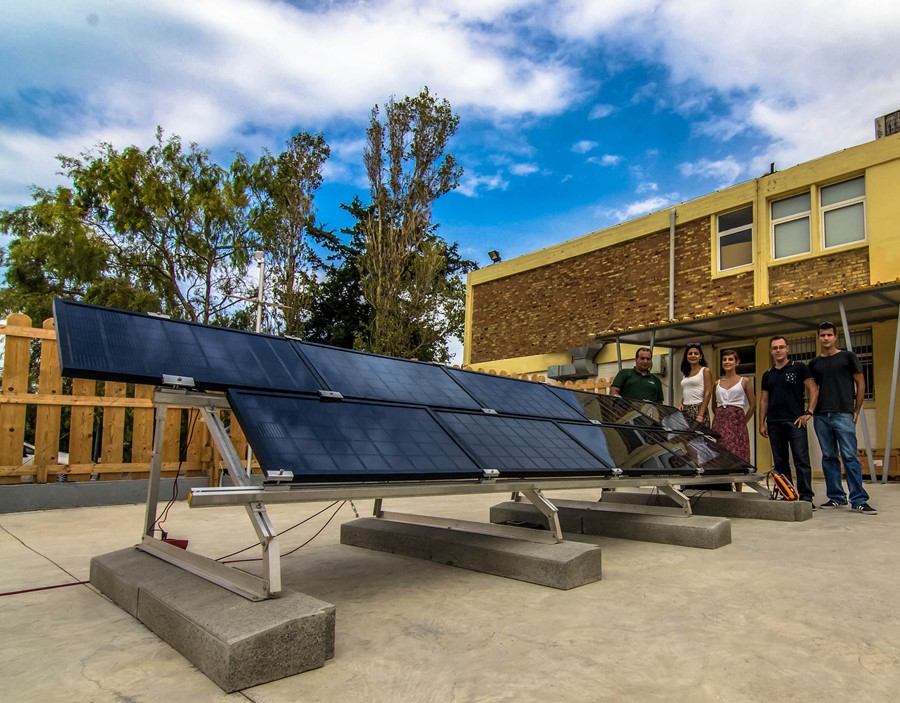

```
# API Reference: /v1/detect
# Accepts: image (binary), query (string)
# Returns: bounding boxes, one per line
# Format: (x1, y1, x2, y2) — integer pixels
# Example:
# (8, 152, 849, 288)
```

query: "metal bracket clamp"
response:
(520, 488, 563, 542)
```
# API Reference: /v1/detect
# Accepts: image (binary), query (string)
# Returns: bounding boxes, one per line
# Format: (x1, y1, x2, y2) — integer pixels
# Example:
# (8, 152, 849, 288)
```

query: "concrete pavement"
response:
(1, 483, 899, 702)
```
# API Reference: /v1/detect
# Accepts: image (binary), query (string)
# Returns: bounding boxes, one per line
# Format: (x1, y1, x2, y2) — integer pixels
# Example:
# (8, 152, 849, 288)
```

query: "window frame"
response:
(820, 176, 867, 251)
(716, 205, 754, 273)
(770, 191, 812, 261)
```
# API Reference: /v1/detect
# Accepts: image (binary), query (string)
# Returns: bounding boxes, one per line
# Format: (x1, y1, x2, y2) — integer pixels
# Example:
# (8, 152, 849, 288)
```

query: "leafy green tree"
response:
(58, 128, 254, 324)
(239, 132, 330, 336)
(356, 87, 474, 361)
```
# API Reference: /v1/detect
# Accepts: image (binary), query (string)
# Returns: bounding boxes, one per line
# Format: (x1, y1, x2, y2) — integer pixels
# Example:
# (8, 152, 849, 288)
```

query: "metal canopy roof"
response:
(594, 281, 900, 348)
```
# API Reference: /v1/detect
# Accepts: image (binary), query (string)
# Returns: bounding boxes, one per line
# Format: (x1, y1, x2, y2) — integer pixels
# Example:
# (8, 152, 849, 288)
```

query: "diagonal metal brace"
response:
(520, 488, 563, 542)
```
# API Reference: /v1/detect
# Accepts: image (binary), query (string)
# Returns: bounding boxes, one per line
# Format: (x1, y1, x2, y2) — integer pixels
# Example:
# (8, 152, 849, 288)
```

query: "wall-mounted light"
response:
(488, 250, 501, 264)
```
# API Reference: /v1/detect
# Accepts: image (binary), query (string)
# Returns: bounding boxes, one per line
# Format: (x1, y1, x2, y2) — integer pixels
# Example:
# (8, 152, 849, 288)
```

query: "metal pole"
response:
(881, 304, 900, 483)
(247, 251, 266, 476)
(838, 302, 876, 481)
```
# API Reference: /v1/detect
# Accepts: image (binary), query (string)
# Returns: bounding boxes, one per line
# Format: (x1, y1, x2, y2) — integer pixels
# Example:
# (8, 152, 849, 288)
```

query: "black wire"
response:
(216, 500, 342, 562)
(154, 409, 200, 536)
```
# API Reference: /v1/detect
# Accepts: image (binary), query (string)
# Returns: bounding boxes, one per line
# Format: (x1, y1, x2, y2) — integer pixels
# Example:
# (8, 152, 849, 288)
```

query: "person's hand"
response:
(760, 424, 768, 438)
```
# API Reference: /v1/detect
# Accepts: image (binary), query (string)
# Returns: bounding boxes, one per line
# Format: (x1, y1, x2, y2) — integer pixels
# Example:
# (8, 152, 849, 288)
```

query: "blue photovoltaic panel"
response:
(227, 390, 481, 481)
(445, 368, 586, 420)
(53, 299, 319, 393)
(297, 343, 480, 409)
(436, 411, 613, 475)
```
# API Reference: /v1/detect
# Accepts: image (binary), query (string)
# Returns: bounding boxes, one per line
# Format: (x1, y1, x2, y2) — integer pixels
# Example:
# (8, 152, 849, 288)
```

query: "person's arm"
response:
(758, 389, 769, 438)
(797, 378, 818, 428)
(742, 377, 756, 423)
(698, 367, 712, 423)
(610, 369, 626, 396)
(852, 371, 865, 423)
(656, 377, 664, 403)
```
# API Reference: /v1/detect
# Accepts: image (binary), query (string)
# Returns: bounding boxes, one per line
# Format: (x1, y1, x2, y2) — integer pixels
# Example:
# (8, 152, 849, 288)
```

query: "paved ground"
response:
(1, 482, 898, 702)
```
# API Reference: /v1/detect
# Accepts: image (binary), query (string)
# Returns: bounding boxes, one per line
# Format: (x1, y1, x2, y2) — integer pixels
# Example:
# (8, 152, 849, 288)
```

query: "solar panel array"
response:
(54, 299, 755, 483)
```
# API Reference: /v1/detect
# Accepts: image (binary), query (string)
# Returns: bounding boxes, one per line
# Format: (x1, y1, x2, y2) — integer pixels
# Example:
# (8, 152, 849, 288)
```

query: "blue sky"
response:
(3, 0, 900, 273)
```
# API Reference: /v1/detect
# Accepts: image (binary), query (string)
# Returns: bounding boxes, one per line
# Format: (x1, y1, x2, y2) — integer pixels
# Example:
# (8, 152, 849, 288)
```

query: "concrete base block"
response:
(91, 548, 335, 692)
(341, 517, 601, 589)
(490, 500, 731, 549)
(599, 489, 813, 521)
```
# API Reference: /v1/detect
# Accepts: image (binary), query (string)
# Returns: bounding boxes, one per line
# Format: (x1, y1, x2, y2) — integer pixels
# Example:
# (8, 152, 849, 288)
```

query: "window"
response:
(821, 176, 865, 249)
(786, 328, 874, 401)
(717, 206, 753, 271)
(771, 192, 811, 259)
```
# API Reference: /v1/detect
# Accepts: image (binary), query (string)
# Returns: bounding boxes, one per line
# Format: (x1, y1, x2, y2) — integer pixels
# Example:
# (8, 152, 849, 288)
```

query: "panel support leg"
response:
(520, 488, 563, 542)
(658, 485, 693, 516)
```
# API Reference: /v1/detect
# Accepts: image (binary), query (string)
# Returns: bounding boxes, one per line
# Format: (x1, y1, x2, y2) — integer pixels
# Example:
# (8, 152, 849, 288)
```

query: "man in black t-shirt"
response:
(808, 322, 876, 515)
(759, 336, 818, 506)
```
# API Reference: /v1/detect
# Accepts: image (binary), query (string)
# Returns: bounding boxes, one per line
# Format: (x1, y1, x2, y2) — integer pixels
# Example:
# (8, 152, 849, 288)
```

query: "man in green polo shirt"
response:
(610, 347, 664, 402)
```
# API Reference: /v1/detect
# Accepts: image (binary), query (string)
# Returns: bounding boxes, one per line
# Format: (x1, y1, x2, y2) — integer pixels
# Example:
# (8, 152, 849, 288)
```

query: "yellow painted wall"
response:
(866, 158, 900, 284)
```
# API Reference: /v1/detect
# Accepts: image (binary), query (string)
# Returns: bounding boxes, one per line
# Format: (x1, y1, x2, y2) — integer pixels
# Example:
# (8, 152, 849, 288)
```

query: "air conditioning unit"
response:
(875, 109, 900, 139)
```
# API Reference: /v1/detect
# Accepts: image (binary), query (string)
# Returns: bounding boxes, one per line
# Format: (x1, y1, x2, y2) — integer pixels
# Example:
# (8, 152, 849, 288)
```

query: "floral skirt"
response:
(682, 404, 709, 426)
(712, 405, 750, 462)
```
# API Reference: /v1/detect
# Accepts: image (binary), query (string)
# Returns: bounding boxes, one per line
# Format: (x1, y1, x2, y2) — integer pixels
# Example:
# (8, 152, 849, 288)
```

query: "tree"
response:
(0, 186, 158, 322)
(240, 132, 330, 336)
(356, 87, 474, 361)
(65, 128, 256, 324)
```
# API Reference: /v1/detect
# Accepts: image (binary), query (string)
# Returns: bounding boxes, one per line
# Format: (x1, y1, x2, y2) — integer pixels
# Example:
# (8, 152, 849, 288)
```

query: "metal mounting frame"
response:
(141, 389, 766, 601)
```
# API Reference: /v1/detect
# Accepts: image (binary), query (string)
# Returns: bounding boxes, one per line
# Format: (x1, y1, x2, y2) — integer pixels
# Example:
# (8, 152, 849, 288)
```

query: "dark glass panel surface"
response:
(436, 411, 613, 475)
(445, 368, 585, 420)
(297, 343, 480, 409)
(227, 391, 480, 481)
(53, 299, 318, 393)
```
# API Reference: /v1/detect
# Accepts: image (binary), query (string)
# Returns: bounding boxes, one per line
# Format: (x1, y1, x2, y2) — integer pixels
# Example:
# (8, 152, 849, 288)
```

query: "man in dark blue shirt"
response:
(759, 336, 818, 507)
(808, 322, 876, 515)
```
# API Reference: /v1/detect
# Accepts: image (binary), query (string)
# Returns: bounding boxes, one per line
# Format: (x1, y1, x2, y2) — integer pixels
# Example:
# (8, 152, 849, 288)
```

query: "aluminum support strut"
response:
(137, 388, 281, 600)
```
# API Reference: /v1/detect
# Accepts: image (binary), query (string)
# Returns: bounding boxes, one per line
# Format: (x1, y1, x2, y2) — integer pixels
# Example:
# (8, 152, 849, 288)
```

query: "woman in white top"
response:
(678, 343, 712, 426)
(711, 348, 756, 463)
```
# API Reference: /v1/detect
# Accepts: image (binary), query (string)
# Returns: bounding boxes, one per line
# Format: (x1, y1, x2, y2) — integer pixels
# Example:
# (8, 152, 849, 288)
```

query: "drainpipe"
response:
(668, 209, 676, 403)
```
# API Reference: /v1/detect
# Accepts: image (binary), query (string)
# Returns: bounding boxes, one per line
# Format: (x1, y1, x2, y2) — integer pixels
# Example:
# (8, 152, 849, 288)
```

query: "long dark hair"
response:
(680, 343, 708, 377)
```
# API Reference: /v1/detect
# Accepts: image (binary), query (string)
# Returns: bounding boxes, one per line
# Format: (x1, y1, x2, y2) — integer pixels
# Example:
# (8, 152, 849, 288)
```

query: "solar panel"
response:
(445, 368, 586, 420)
(435, 411, 614, 475)
(297, 343, 480, 409)
(53, 299, 319, 393)
(227, 390, 481, 481)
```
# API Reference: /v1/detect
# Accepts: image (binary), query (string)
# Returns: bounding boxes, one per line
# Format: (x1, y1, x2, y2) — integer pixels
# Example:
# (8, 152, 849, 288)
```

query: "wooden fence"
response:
(0, 314, 611, 485)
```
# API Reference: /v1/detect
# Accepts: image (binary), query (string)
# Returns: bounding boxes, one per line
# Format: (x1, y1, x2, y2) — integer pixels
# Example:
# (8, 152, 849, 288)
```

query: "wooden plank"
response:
(101, 382, 127, 471)
(0, 324, 56, 340)
(163, 407, 182, 464)
(68, 378, 97, 465)
(0, 394, 155, 407)
(0, 313, 32, 466)
(34, 319, 62, 482)
(0, 461, 208, 477)
(131, 384, 154, 465)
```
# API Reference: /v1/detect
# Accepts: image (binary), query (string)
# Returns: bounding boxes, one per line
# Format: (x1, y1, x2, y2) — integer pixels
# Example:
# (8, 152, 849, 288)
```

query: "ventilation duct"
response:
(547, 344, 604, 381)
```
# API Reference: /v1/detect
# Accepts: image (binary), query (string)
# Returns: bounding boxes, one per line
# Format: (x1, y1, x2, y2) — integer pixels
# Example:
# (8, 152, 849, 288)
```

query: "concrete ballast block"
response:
(341, 517, 601, 589)
(490, 500, 732, 549)
(90, 548, 335, 692)
(598, 489, 813, 521)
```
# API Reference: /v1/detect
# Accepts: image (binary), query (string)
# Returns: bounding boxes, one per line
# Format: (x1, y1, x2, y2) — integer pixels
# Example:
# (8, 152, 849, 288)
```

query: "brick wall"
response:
(470, 217, 755, 364)
(768, 248, 870, 301)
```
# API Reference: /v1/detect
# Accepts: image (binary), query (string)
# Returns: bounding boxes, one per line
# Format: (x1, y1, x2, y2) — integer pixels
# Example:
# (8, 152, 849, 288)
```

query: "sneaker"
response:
(819, 499, 848, 509)
(851, 503, 878, 515)
(806, 500, 817, 512)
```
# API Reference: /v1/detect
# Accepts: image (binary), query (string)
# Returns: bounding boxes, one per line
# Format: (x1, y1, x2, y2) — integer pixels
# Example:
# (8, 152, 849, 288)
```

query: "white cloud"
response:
(457, 171, 509, 197)
(571, 140, 598, 154)
(509, 163, 539, 175)
(608, 195, 677, 223)
(679, 157, 744, 189)
(588, 104, 615, 120)
(587, 154, 622, 166)
(636, 182, 658, 194)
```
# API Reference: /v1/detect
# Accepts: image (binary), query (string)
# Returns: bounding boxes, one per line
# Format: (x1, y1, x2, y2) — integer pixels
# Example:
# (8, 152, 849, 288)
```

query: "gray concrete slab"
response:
(601, 487, 813, 521)
(490, 499, 732, 549)
(90, 547, 335, 692)
(2, 484, 899, 702)
(341, 516, 602, 589)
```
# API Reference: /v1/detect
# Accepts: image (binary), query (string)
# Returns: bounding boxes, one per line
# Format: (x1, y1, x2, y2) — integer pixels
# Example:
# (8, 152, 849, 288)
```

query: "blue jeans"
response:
(813, 413, 869, 506)
(768, 420, 814, 501)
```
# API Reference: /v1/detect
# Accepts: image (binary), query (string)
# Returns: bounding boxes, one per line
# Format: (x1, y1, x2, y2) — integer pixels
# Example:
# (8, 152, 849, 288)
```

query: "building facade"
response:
(464, 132, 900, 470)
